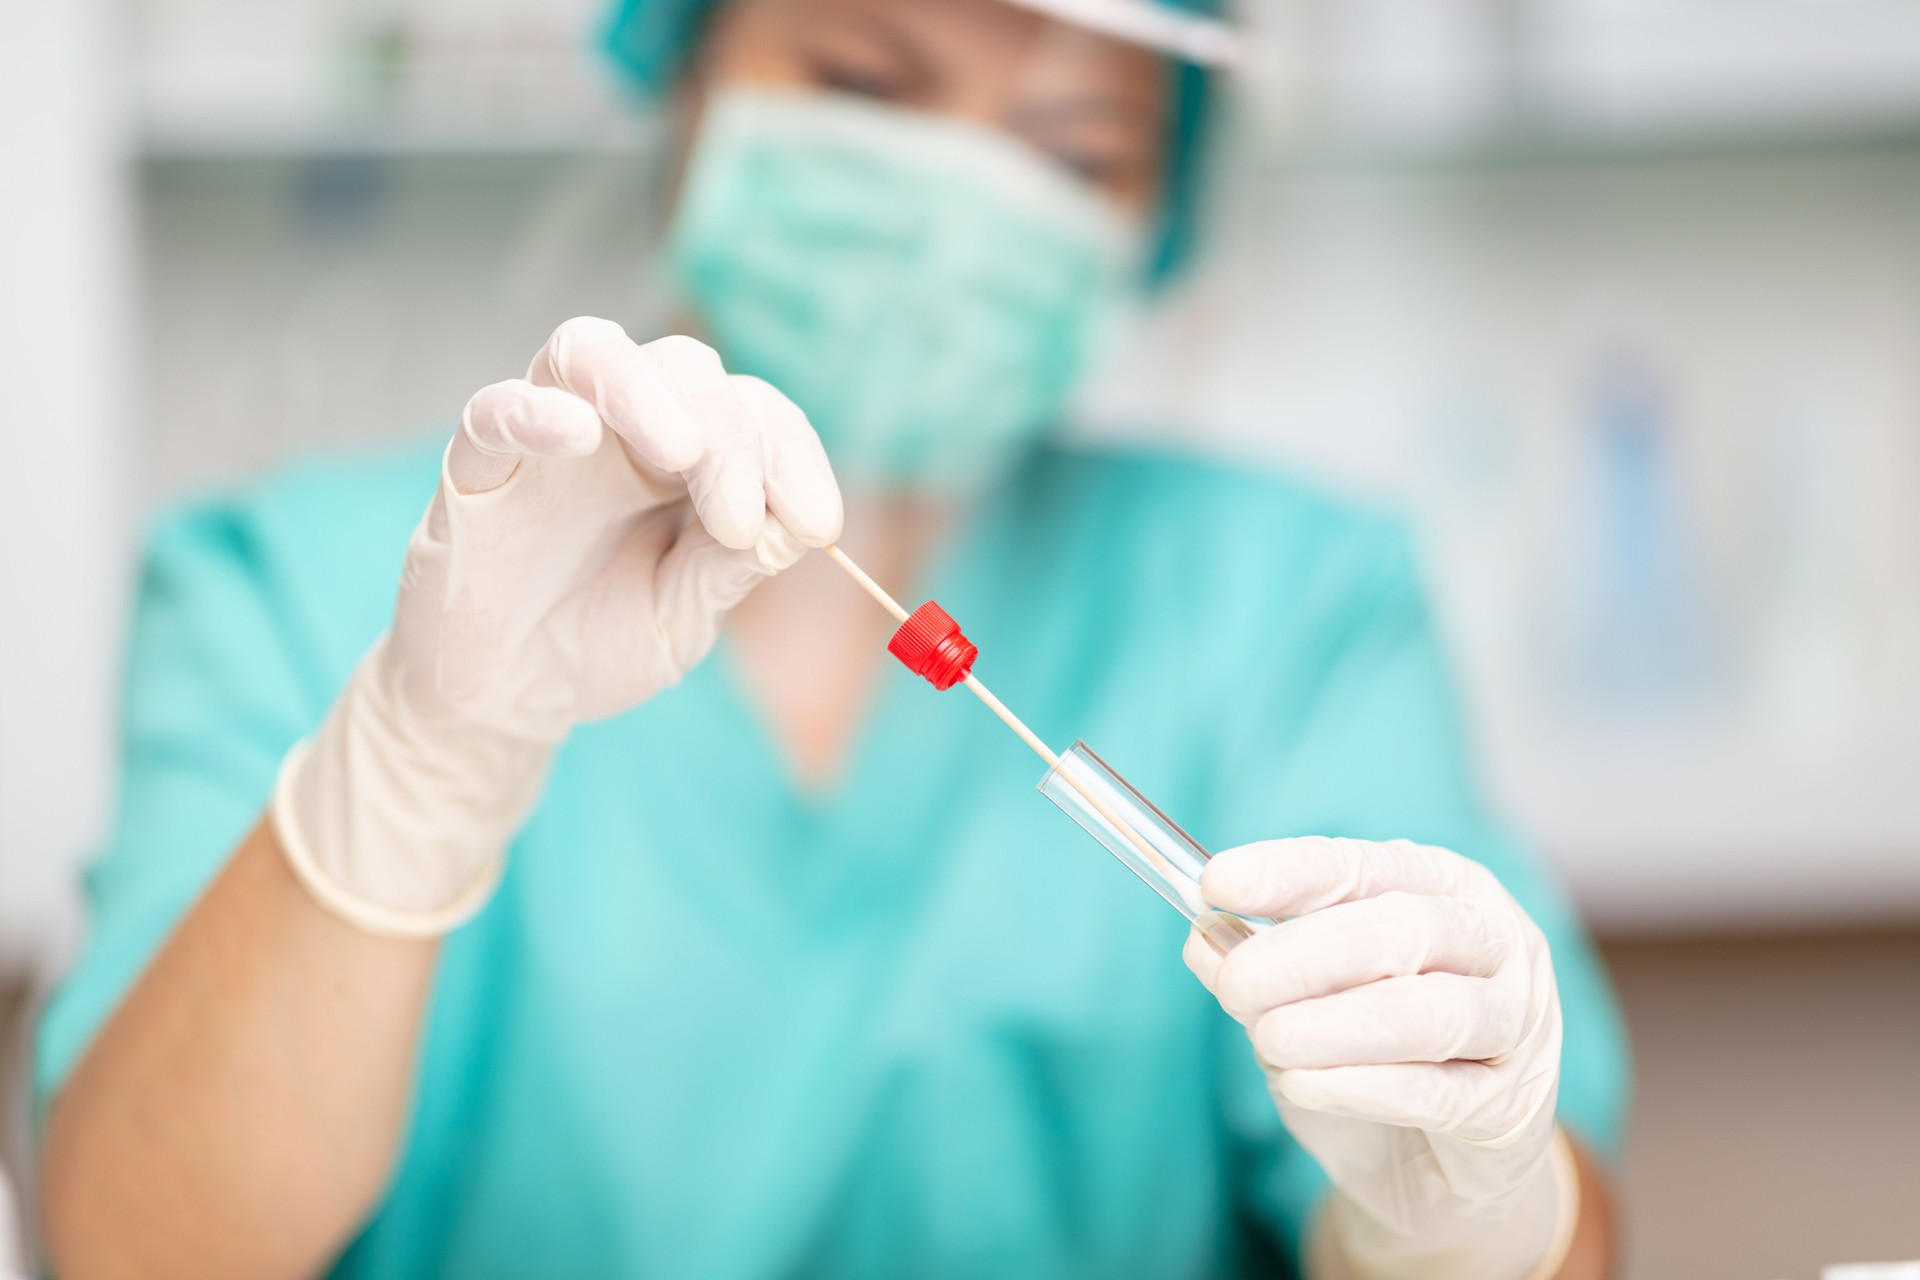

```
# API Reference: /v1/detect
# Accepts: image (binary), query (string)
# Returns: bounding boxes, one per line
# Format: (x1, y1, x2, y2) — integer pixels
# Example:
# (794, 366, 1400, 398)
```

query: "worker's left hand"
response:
(1184, 837, 1568, 1280)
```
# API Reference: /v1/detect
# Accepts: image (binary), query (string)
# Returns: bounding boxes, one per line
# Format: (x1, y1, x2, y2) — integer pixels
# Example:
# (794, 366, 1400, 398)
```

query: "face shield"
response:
(608, 0, 1241, 492)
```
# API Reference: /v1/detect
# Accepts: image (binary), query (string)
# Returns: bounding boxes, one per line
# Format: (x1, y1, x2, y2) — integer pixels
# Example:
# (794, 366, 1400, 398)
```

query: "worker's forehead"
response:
(729, 0, 1169, 87)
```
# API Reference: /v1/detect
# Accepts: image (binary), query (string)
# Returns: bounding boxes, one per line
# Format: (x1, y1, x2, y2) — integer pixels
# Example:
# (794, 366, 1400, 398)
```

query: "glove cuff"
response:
(273, 740, 506, 938)
(1524, 1128, 1582, 1280)
(270, 641, 552, 937)
(1322, 1126, 1579, 1280)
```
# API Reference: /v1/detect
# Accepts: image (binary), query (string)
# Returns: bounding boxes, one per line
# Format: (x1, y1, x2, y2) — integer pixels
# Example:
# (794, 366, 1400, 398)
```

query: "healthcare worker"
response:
(35, 0, 1629, 1276)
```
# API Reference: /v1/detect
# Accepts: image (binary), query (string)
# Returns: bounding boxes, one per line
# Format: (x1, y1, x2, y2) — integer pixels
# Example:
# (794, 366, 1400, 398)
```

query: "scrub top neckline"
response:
(699, 487, 998, 818)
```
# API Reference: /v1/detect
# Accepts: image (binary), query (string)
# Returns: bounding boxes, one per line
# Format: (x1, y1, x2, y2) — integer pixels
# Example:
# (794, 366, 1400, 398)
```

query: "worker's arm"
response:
(1307, 1136, 1617, 1280)
(41, 820, 435, 1278)
(40, 320, 842, 1278)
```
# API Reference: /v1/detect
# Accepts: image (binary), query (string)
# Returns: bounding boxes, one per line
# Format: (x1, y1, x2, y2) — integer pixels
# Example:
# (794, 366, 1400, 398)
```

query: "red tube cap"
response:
(888, 600, 978, 691)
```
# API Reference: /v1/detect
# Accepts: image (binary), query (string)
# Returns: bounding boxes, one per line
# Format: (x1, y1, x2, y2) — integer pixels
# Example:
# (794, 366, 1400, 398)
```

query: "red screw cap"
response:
(888, 600, 978, 691)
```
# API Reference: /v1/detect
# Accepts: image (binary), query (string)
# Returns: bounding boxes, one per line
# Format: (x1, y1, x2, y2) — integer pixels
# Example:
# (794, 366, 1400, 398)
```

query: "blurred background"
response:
(2, 0, 1917, 1275)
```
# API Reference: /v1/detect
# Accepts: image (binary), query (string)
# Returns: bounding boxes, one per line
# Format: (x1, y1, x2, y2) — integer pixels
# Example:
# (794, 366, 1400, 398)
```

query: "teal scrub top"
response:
(37, 437, 1628, 1279)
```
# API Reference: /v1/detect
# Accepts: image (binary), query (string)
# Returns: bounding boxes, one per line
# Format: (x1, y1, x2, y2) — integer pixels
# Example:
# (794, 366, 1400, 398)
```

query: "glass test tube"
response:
(1038, 740, 1271, 955)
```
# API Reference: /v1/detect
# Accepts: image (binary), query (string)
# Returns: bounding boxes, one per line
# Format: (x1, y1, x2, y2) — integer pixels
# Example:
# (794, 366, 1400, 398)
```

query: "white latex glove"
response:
(273, 318, 841, 936)
(1184, 837, 1575, 1280)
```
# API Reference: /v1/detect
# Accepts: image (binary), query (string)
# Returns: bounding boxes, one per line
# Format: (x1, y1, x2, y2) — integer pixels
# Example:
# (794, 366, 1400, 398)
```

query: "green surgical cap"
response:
(598, 0, 1219, 280)
(601, 0, 716, 91)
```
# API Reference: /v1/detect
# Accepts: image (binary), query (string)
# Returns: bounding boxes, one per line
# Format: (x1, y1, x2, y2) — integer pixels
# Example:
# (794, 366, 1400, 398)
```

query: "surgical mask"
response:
(662, 87, 1145, 492)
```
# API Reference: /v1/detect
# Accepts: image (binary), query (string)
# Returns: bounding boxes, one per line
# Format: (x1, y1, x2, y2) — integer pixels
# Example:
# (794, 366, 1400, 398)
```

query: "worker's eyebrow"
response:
(817, 6, 943, 88)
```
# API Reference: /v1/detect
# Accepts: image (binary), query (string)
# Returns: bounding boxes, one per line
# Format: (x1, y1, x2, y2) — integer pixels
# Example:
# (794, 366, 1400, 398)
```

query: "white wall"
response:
(1087, 144, 1920, 929)
(0, 0, 136, 1254)
(136, 148, 668, 499)
(0, 0, 134, 976)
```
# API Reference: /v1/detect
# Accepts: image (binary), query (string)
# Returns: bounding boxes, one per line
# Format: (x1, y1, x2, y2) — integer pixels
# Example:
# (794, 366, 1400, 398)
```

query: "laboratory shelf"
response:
(1253, 118, 1920, 178)
(135, 105, 1920, 175)
(137, 115, 658, 161)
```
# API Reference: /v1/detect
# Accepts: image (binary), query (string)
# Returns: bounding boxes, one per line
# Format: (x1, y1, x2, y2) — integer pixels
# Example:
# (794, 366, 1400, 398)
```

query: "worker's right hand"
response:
(272, 318, 842, 936)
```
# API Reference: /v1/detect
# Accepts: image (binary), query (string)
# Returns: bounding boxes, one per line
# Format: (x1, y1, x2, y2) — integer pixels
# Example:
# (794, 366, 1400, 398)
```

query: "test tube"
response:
(1038, 741, 1270, 955)
(816, 549, 1271, 954)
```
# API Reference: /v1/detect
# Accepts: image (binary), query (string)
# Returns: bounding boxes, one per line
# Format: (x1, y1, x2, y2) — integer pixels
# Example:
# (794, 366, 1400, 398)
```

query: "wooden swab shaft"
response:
(823, 544, 1053, 765)
(819, 544, 1206, 916)
(822, 544, 910, 623)
(960, 674, 1058, 768)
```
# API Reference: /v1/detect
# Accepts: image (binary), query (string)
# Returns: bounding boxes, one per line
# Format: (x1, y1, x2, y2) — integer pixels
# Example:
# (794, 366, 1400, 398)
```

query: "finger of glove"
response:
(452, 379, 604, 494)
(1270, 1058, 1503, 1135)
(1183, 925, 1226, 991)
(651, 519, 805, 679)
(733, 374, 843, 547)
(1208, 892, 1508, 1018)
(638, 334, 768, 550)
(1250, 972, 1526, 1071)
(1202, 837, 1475, 919)
(531, 317, 706, 475)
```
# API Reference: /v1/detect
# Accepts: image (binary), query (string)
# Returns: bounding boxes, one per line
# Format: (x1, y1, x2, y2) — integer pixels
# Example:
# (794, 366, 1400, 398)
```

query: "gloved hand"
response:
(1184, 837, 1576, 1280)
(273, 318, 842, 936)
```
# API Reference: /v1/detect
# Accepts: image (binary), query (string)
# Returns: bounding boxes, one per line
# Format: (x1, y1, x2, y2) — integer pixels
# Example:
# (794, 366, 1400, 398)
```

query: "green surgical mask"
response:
(662, 88, 1145, 492)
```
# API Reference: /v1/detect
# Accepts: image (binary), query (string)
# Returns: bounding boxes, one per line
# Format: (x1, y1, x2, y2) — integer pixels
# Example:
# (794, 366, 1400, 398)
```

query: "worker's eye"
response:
(809, 51, 912, 103)
(1017, 107, 1161, 205)
(1046, 146, 1127, 187)
(1030, 135, 1153, 201)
